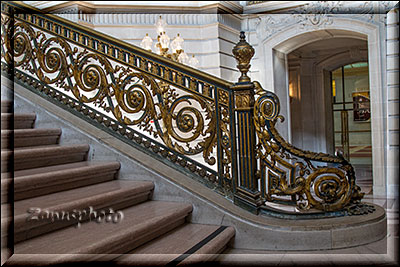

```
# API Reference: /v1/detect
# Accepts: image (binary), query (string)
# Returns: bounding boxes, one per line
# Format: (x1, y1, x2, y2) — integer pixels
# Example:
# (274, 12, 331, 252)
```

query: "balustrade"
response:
(1, 1, 364, 215)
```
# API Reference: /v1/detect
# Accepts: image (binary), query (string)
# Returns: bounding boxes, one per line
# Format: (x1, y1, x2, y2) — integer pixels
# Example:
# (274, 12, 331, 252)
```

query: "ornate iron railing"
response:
(253, 83, 364, 212)
(1, 1, 236, 197)
(1, 1, 364, 215)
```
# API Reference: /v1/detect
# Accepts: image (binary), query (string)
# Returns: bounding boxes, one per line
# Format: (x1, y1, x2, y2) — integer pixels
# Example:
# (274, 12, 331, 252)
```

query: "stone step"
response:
(116, 223, 235, 266)
(7, 180, 155, 243)
(1, 128, 62, 149)
(1, 144, 90, 172)
(11, 201, 192, 264)
(1, 161, 121, 202)
(1, 113, 36, 130)
(1, 100, 13, 113)
(12, 161, 113, 178)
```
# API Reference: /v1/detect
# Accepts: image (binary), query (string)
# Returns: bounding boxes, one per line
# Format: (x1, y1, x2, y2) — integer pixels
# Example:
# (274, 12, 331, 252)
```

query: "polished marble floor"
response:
(216, 187, 399, 266)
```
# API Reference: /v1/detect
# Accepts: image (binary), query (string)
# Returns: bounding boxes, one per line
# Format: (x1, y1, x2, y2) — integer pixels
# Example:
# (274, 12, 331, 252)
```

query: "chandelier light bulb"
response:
(174, 33, 184, 51)
(170, 33, 184, 53)
(188, 54, 199, 67)
(178, 51, 189, 64)
(160, 32, 170, 49)
(170, 38, 178, 53)
(155, 15, 167, 35)
(140, 33, 153, 51)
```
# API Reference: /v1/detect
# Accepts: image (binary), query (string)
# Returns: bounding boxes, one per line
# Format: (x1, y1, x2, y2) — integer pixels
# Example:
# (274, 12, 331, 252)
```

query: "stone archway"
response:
(256, 16, 386, 195)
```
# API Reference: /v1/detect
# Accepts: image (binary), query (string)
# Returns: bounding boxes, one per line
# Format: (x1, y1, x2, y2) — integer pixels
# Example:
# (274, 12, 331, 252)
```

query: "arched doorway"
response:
(258, 22, 385, 195)
(287, 37, 369, 151)
(287, 37, 373, 195)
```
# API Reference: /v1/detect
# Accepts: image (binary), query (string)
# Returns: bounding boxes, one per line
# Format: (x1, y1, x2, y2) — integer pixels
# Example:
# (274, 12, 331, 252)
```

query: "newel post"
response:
(231, 31, 262, 214)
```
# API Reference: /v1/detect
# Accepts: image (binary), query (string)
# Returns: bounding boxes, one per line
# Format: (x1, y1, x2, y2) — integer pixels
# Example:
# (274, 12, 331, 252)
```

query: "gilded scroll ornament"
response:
(218, 89, 229, 105)
(254, 81, 364, 212)
(1, 11, 220, 172)
(220, 105, 232, 180)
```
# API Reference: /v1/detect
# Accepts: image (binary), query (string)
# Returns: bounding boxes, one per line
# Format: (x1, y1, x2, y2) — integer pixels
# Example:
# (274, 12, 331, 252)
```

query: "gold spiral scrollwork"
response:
(127, 89, 145, 110)
(114, 70, 217, 166)
(304, 168, 351, 211)
(13, 33, 30, 63)
(6, 22, 35, 67)
(176, 111, 196, 133)
(82, 67, 100, 90)
(171, 102, 203, 141)
(254, 82, 363, 212)
(255, 86, 283, 125)
(165, 96, 215, 163)
(36, 37, 73, 85)
(1, 8, 221, 184)
(114, 72, 156, 127)
(70, 53, 112, 104)
(261, 99, 275, 120)
(119, 84, 151, 125)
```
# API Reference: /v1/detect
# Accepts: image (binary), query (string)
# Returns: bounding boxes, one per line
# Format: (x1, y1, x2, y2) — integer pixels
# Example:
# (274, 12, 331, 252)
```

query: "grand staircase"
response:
(0, 2, 388, 263)
(1, 99, 235, 265)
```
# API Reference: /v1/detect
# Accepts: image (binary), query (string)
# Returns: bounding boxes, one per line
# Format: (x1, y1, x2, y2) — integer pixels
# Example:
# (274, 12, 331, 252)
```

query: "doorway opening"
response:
(331, 62, 372, 194)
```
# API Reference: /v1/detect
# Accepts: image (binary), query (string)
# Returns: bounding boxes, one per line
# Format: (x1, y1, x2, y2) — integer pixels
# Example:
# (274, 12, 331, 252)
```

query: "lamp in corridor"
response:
(140, 16, 199, 68)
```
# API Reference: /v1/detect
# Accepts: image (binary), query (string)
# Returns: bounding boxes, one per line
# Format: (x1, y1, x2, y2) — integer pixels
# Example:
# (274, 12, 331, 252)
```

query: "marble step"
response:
(5, 180, 155, 243)
(10, 201, 192, 264)
(1, 128, 62, 148)
(117, 223, 235, 266)
(2, 144, 90, 172)
(1, 161, 121, 202)
(1, 113, 36, 130)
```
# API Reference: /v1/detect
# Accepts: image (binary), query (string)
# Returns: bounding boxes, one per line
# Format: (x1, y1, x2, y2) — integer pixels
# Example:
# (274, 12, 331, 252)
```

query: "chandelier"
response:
(140, 16, 199, 68)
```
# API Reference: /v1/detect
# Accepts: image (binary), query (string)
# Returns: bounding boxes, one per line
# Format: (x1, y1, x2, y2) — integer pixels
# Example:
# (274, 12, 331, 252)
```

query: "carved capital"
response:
(231, 82, 255, 110)
(235, 93, 251, 109)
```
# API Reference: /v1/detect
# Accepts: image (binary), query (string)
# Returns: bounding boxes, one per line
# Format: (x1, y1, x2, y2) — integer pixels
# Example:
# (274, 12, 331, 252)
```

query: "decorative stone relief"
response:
(255, 15, 291, 41)
(253, 1, 397, 42)
(254, 13, 335, 41)
(287, 2, 338, 29)
(247, 1, 265, 6)
(294, 14, 333, 29)
(290, 1, 396, 14)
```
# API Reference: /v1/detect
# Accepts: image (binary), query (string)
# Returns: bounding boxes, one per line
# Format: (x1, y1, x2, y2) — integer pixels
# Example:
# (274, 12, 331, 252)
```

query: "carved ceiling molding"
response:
(254, 13, 344, 42)
(244, 1, 397, 14)
(252, 1, 398, 42)
(289, 1, 397, 15)
(26, 1, 243, 14)
(55, 12, 242, 33)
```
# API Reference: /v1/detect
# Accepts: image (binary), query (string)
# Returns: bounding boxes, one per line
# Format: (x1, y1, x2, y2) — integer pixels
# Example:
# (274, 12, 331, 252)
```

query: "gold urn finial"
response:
(232, 31, 255, 83)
